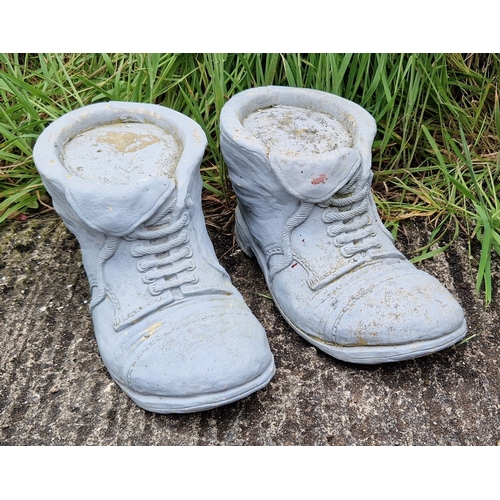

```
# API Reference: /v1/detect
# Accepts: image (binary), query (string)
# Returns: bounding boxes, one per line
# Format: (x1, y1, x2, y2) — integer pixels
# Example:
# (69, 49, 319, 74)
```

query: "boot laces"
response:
(268, 173, 382, 280)
(127, 197, 198, 296)
(320, 174, 381, 258)
(89, 197, 197, 309)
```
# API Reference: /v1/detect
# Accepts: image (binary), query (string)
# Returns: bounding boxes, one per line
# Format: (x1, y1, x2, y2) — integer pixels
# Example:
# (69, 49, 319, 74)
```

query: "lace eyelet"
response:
(321, 210, 334, 223)
(149, 282, 163, 296)
(131, 243, 145, 257)
(143, 273, 155, 284)
(340, 247, 354, 258)
(334, 236, 347, 247)
(184, 260, 196, 272)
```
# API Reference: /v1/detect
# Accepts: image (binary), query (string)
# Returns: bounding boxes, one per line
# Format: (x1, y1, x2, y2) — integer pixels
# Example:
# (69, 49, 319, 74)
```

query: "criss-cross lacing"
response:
(267, 171, 382, 281)
(320, 174, 381, 258)
(90, 197, 197, 309)
(128, 197, 197, 296)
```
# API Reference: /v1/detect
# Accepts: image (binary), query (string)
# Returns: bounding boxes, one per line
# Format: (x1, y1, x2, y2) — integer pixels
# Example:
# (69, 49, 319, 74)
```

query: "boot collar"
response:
(66, 176, 176, 237)
(34, 101, 207, 237)
(269, 147, 362, 203)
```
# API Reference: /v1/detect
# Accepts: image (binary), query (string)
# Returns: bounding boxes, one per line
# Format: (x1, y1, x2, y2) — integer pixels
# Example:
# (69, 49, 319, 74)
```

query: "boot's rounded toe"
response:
(333, 270, 465, 347)
(126, 305, 274, 400)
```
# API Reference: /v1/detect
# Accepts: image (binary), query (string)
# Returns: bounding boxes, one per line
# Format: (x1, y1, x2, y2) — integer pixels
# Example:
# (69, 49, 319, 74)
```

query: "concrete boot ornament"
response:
(34, 102, 275, 413)
(220, 86, 467, 364)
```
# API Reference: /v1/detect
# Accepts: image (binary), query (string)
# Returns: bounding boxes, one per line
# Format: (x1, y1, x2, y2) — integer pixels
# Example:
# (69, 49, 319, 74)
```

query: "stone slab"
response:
(1, 212, 499, 445)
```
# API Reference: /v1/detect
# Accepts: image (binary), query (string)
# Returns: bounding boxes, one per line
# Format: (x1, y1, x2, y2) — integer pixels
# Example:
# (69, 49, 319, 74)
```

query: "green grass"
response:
(1, 53, 499, 304)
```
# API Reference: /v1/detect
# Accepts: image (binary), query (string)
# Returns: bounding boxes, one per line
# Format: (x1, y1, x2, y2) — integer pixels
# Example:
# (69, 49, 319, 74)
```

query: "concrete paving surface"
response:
(1, 209, 499, 445)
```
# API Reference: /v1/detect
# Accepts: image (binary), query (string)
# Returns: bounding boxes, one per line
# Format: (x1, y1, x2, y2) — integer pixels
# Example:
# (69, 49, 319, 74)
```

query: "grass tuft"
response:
(1, 53, 498, 303)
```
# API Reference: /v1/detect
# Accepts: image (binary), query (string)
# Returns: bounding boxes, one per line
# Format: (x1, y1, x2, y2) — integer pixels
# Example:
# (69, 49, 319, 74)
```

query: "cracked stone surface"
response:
(1, 211, 499, 445)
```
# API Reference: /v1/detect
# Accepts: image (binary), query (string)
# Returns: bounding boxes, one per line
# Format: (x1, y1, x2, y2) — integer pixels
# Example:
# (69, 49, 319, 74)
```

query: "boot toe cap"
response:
(333, 271, 465, 347)
(126, 306, 274, 400)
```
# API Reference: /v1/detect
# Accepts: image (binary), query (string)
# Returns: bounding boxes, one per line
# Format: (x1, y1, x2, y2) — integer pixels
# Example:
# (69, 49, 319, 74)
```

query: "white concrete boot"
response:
(220, 86, 466, 364)
(34, 102, 275, 413)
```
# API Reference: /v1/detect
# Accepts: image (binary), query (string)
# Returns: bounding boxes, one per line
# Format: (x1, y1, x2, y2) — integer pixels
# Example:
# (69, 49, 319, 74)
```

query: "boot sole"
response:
(114, 358, 276, 414)
(235, 206, 467, 365)
(289, 319, 467, 364)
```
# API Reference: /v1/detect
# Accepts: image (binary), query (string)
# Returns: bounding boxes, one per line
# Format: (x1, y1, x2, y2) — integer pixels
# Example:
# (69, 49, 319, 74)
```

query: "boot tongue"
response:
(269, 147, 361, 203)
(66, 176, 176, 237)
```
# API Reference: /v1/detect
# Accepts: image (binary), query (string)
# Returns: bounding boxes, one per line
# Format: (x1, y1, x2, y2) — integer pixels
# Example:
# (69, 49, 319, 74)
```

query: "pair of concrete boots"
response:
(34, 86, 467, 413)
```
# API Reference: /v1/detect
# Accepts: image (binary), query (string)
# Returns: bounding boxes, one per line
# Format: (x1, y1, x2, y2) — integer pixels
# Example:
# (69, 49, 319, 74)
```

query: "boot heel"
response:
(234, 207, 255, 258)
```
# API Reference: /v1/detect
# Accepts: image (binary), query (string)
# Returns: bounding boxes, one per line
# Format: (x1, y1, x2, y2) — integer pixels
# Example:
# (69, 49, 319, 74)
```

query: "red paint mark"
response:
(311, 174, 327, 185)
(291, 262, 298, 269)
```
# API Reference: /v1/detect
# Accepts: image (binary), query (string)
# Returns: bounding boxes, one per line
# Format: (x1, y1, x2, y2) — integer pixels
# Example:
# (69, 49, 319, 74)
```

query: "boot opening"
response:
(242, 105, 353, 156)
(62, 122, 181, 184)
